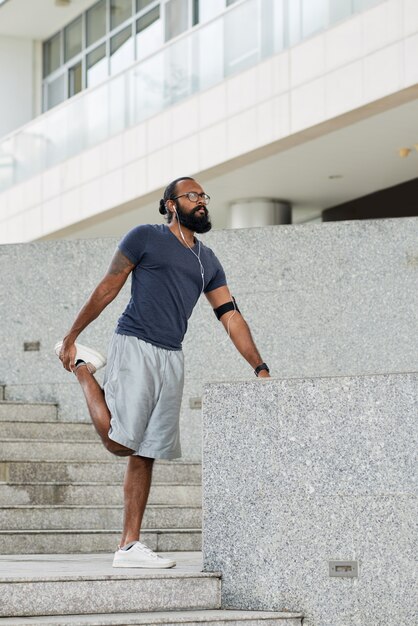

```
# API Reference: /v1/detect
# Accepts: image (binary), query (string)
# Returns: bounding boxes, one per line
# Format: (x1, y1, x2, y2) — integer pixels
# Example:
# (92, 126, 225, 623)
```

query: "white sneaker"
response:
(54, 341, 107, 374)
(112, 541, 176, 569)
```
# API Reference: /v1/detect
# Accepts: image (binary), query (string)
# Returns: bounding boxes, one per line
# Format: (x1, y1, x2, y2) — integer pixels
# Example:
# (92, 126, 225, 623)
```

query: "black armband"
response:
(214, 296, 240, 320)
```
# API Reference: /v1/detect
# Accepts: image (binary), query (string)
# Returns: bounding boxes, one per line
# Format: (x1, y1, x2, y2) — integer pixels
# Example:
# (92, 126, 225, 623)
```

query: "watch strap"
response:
(254, 362, 270, 377)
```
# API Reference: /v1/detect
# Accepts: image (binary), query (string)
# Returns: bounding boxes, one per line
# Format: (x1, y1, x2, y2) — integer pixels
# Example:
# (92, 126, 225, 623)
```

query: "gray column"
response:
(228, 198, 291, 228)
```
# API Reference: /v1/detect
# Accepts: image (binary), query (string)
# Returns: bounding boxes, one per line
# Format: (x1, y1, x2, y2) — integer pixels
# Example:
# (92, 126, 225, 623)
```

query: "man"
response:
(56, 176, 270, 569)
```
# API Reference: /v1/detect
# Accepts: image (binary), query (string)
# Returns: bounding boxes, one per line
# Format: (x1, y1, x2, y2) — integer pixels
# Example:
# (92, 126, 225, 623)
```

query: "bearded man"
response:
(56, 176, 270, 568)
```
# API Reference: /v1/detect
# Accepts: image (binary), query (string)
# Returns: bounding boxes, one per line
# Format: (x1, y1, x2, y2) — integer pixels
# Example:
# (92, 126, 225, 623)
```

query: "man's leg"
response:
(75, 364, 133, 457)
(120, 455, 154, 547)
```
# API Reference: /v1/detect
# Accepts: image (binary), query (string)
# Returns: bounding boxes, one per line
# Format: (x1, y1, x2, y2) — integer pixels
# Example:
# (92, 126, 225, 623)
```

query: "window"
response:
(165, 0, 189, 41)
(47, 74, 66, 109)
(110, 0, 132, 30)
(87, 44, 108, 87)
(110, 26, 134, 75)
(86, 0, 107, 47)
(136, 7, 163, 60)
(64, 16, 82, 63)
(43, 33, 61, 77)
(69, 62, 83, 97)
(136, 0, 155, 10)
(195, 0, 225, 24)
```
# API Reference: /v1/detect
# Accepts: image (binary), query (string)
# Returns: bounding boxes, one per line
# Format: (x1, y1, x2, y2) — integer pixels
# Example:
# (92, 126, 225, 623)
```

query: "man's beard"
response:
(175, 203, 212, 234)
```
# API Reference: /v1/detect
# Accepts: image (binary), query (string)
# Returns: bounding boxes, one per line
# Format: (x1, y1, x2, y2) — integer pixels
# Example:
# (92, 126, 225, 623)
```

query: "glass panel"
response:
(224, 0, 258, 76)
(196, 0, 225, 23)
(301, 0, 327, 38)
(85, 82, 108, 148)
(130, 50, 165, 123)
(69, 62, 82, 97)
(136, 7, 163, 60)
(0, 137, 16, 191)
(165, 0, 189, 41)
(109, 74, 126, 134)
(110, 27, 134, 75)
(87, 43, 108, 87)
(46, 73, 66, 110)
(164, 36, 193, 104)
(193, 18, 223, 91)
(287, 0, 301, 46)
(64, 16, 82, 63)
(354, 0, 381, 9)
(45, 105, 68, 167)
(67, 97, 85, 157)
(136, 0, 155, 10)
(261, 0, 285, 57)
(86, 0, 107, 46)
(329, 0, 352, 22)
(43, 33, 61, 77)
(110, 0, 132, 30)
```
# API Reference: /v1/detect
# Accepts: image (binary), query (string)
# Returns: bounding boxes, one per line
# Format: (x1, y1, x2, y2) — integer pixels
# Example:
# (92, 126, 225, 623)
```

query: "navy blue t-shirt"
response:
(116, 224, 227, 350)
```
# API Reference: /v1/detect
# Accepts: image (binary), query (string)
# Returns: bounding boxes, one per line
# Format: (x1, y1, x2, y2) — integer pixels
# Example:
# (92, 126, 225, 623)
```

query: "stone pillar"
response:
(228, 198, 291, 228)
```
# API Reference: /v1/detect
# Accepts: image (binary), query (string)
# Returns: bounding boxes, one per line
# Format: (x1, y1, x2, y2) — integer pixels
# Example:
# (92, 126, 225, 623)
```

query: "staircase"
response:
(0, 388, 303, 625)
(0, 393, 201, 555)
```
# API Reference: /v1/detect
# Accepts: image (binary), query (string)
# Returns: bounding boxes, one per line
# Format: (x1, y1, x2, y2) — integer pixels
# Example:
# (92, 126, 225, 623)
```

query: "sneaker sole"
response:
(54, 341, 106, 370)
(112, 560, 176, 569)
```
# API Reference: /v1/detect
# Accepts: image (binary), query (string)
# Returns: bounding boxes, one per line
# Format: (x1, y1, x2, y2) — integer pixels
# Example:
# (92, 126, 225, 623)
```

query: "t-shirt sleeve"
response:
(118, 225, 150, 265)
(204, 251, 227, 293)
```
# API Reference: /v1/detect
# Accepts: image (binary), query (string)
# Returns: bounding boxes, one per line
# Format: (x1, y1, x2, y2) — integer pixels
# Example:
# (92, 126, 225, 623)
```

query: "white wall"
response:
(0, 36, 37, 138)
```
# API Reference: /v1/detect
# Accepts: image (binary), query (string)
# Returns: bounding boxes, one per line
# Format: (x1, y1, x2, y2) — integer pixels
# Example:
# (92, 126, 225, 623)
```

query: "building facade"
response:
(0, 0, 417, 242)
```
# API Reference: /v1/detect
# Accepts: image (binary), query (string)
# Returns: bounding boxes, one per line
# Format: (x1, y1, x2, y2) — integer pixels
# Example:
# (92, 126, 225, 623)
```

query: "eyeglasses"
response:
(173, 192, 211, 205)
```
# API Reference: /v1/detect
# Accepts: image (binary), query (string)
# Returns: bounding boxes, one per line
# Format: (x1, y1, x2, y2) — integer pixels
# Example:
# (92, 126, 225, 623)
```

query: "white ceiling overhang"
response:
(0, 0, 97, 40)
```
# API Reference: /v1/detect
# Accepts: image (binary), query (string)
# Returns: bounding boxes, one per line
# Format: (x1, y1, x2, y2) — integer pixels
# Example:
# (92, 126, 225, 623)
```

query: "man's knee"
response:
(105, 438, 134, 457)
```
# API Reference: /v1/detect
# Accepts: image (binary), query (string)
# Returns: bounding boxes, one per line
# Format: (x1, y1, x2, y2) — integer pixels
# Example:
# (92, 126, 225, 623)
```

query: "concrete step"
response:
(0, 504, 202, 530)
(0, 420, 96, 440)
(0, 552, 220, 618)
(0, 439, 114, 461)
(0, 459, 202, 484)
(0, 401, 58, 421)
(0, 610, 303, 625)
(0, 482, 202, 506)
(0, 529, 202, 554)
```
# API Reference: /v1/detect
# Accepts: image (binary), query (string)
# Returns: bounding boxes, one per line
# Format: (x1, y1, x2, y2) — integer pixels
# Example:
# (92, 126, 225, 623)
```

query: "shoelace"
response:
(134, 542, 161, 559)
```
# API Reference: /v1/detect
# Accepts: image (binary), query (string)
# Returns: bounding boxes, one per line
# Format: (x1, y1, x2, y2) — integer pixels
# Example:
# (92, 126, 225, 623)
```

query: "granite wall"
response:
(202, 373, 417, 626)
(0, 217, 417, 459)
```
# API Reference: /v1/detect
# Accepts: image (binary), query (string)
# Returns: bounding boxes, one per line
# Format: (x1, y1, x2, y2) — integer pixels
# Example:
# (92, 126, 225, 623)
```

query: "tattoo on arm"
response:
(107, 250, 135, 276)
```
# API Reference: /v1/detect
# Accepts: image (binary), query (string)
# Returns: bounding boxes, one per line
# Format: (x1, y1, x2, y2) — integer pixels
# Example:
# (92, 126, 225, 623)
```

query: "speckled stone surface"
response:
(0, 503, 202, 531)
(0, 529, 201, 555)
(0, 552, 221, 617)
(0, 610, 303, 625)
(202, 373, 418, 626)
(1, 218, 418, 460)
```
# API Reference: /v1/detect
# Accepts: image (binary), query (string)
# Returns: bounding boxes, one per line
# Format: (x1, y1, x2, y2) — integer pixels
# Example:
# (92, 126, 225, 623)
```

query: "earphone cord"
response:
(175, 209, 237, 342)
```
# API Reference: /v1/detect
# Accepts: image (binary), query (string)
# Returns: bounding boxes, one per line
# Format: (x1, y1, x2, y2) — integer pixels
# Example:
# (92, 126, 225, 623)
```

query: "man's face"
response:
(172, 179, 212, 234)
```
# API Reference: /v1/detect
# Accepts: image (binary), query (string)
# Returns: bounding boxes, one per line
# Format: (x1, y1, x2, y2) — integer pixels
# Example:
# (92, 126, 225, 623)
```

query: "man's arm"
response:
(205, 285, 270, 378)
(59, 249, 135, 371)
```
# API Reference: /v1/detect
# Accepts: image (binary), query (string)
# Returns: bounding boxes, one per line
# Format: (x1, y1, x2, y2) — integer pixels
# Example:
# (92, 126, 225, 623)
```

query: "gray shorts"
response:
(103, 333, 184, 460)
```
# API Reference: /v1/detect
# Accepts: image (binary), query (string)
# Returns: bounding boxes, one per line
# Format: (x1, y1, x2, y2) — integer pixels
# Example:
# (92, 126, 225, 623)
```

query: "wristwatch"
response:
(254, 362, 270, 377)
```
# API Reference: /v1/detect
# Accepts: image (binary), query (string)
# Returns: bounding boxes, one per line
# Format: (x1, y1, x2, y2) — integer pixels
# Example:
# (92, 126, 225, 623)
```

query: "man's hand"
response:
(257, 369, 271, 379)
(59, 338, 77, 372)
